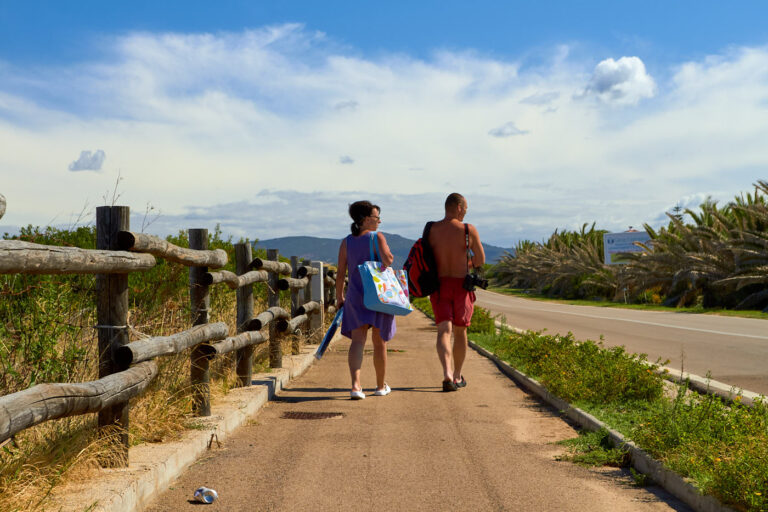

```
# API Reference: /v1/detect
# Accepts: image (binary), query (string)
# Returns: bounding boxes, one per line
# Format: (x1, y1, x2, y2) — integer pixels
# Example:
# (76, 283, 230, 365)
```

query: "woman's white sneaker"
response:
(373, 384, 391, 396)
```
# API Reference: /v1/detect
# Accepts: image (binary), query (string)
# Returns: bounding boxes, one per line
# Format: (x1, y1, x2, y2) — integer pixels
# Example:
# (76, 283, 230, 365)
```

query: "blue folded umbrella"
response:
(315, 307, 343, 360)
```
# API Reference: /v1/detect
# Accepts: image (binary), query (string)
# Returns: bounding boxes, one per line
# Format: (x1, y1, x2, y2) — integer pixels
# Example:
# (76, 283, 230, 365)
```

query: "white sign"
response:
(603, 231, 650, 265)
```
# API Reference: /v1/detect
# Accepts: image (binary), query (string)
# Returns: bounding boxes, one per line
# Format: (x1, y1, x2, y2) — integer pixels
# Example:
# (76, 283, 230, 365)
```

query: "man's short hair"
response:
(445, 193, 465, 211)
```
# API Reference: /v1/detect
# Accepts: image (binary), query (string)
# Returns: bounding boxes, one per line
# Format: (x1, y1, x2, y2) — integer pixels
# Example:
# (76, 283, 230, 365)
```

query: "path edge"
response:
(468, 339, 737, 512)
(57, 335, 341, 512)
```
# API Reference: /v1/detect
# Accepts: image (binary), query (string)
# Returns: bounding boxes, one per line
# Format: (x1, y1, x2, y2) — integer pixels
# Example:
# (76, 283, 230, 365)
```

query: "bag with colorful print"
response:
(358, 232, 413, 316)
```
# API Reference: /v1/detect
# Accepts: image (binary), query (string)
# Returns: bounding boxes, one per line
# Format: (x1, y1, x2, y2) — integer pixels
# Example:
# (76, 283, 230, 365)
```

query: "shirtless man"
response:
(428, 193, 485, 391)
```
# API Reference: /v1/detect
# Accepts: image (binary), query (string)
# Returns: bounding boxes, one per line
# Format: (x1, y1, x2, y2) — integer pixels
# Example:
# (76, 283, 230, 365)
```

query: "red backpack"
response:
(404, 222, 439, 297)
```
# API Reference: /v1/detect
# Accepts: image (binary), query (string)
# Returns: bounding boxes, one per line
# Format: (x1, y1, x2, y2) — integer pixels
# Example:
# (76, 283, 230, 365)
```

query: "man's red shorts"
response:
(429, 277, 476, 327)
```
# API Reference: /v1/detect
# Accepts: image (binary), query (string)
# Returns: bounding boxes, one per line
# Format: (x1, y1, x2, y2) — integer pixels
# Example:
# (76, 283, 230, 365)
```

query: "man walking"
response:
(428, 193, 485, 391)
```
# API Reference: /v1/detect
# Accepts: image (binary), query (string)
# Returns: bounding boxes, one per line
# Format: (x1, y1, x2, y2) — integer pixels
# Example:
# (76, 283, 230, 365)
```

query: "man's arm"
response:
(469, 224, 485, 268)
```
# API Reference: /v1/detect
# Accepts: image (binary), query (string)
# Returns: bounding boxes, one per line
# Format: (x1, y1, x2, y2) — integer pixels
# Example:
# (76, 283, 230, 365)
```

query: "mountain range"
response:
(252, 233, 511, 267)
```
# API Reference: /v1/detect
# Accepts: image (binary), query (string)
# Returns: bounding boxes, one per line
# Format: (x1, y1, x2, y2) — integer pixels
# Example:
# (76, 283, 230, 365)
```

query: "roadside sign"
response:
(603, 231, 650, 265)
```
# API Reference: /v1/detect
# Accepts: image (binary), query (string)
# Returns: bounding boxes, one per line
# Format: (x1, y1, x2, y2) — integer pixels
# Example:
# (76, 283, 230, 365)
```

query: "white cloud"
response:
(339, 155, 354, 164)
(520, 91, 559, 105)
(582, 56, 656, 105)
(0, 28, 767, 246)
(68, 150, 106, 171)
(488, 121, 529, 137)
(334, 100, 358, 111)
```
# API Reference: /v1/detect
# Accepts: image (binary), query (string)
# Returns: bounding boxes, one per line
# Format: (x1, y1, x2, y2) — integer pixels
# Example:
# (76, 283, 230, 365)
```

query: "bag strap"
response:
(422, 221, 434, 239)
(464, 223, 470, 274)
(369, 231, 380, 262)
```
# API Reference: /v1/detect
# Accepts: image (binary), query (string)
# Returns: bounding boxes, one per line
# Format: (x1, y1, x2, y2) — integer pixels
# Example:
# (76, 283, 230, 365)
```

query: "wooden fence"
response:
(0, 205, 338, 467)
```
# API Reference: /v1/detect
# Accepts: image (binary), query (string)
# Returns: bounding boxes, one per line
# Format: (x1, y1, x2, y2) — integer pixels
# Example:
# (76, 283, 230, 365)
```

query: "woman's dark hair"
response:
(348, 200, 380, 236)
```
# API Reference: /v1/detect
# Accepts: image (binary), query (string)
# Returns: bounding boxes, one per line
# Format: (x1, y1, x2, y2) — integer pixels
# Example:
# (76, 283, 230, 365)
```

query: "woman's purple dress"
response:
(341, 232, 396, 341)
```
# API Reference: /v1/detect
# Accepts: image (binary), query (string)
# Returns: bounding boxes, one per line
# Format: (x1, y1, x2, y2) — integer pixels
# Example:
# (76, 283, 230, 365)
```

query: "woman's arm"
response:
(377, 232, 394, 267)
(335, 239, 347, 308)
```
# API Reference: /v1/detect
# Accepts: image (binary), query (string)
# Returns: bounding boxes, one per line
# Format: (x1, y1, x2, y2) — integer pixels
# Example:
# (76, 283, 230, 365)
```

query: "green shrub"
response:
(476, 330, 664, 403)
(472, 328, 768, 512)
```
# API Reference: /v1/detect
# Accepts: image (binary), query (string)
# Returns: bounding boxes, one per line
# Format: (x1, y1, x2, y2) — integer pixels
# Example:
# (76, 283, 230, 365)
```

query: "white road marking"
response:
(479, 298, 768, 341)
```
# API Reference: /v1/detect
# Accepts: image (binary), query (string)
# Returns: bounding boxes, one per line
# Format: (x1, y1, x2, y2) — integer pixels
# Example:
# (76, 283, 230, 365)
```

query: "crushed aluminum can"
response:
(193, 487, 218, 504)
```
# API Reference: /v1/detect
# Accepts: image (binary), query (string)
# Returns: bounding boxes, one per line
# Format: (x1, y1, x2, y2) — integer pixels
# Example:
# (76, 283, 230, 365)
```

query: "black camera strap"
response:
(464, 223, 470, 273)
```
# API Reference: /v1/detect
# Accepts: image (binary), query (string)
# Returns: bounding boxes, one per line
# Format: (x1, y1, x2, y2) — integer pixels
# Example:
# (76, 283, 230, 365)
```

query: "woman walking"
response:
(335, 201, 395, 400)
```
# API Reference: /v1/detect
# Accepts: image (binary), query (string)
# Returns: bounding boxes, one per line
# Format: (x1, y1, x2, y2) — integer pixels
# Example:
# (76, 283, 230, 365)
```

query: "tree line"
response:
(492, 180, 768, 312)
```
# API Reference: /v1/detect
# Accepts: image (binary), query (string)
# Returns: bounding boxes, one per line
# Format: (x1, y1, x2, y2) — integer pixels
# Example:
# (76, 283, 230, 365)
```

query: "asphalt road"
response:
(145, 311, 688, 512)
(475, 289, 768, 396)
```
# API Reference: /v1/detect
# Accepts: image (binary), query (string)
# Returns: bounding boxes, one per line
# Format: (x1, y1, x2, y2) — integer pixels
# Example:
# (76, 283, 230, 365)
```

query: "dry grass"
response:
(0, 288, 309, 511)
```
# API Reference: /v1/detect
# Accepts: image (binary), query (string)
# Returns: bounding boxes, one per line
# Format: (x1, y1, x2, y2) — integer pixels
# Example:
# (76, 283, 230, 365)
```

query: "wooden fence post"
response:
(267, 249, 282, 368)
(311, 261, 324, 334)
(290, 256, 301, 317)
(290, 256, 302, 354)
(95, 205, 130, 467)
(302, 258, 312, 343)
(189, 229, 211, 416)
(235, 242, 253, 387)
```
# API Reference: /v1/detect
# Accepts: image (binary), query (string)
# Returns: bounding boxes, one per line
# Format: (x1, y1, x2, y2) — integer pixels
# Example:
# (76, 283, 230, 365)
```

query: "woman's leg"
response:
(371, 328, 387, 390)
(348, 325, 369, 391)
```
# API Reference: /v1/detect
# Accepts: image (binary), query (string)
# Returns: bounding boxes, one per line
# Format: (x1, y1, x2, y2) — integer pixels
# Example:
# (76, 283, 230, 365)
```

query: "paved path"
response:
(475, 289, 768, 395)
(146, 311, 689, 512)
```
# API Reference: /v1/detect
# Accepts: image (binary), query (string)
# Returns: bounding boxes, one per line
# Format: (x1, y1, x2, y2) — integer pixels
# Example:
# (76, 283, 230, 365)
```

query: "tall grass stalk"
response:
(0, 225, 293, 510)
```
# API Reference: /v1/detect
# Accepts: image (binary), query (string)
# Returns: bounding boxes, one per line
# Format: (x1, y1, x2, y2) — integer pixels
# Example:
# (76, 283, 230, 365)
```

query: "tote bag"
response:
(358, 232, 413, 316)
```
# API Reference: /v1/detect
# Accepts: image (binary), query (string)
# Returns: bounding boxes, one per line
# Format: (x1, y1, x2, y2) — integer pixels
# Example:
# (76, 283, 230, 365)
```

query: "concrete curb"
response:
(53, 337, 339, 512)
(468, 340, 736, 512)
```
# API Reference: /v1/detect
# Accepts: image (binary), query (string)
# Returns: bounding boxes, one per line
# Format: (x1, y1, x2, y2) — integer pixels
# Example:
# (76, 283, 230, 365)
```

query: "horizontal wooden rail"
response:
(0, 361, 157, 443)
(201, 331, 267, 359)
(0, 240, 156, 275)
(249, 258, 292, 274)
(245, 307, 290, 331)
(117, 231, 227, 268)
(296, 265, 319, 278)
(202, 270, 269, 288)
(296, 301, 321, 315)
(324, 275, 335, 287)
(278, 277, 309, 291)
(277, 315, 308, 333)
(114, 323, 229, 368)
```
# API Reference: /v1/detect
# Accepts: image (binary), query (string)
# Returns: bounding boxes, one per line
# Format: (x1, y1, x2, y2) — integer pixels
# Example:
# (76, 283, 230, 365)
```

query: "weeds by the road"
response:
(471, 328, 768, 512)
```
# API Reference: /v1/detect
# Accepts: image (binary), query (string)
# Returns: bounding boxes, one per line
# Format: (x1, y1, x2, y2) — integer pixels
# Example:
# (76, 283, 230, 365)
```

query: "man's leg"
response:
(371, 328, 387, 390)
(436, 320, 453, 382)
(348, 326, 368, 391)
(452, 325, 468, 383)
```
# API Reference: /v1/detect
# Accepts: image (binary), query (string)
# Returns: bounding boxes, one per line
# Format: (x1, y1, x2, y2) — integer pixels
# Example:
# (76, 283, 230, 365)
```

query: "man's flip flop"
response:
(442, 380, 458, 392)
(454, 376, 467, 388)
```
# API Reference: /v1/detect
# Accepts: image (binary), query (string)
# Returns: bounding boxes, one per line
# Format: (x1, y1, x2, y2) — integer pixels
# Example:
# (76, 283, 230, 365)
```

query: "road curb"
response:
(468, 339, 736, 512)
(53, 336, 340, 512)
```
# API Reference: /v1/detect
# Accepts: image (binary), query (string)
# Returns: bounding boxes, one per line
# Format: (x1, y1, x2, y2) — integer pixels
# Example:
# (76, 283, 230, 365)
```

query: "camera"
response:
(462, 272, 489, 292)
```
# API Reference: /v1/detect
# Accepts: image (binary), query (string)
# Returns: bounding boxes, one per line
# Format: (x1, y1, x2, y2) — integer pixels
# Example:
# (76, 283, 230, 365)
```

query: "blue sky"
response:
(1, 1, 768, 246)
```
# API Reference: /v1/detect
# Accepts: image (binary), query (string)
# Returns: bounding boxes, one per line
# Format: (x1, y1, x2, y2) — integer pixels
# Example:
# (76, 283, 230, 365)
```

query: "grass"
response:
(470, 328, 768, 512)
(0, 225, 305, 511)
(488, 287, 768, 320)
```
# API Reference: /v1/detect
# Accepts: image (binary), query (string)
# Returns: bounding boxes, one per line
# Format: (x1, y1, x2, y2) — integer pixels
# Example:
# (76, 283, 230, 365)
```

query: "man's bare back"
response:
(429, 219, 485, 278)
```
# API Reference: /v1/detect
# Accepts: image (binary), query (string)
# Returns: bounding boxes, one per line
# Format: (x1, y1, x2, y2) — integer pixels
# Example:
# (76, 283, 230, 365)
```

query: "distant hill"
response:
(253, 233, 511, 267)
